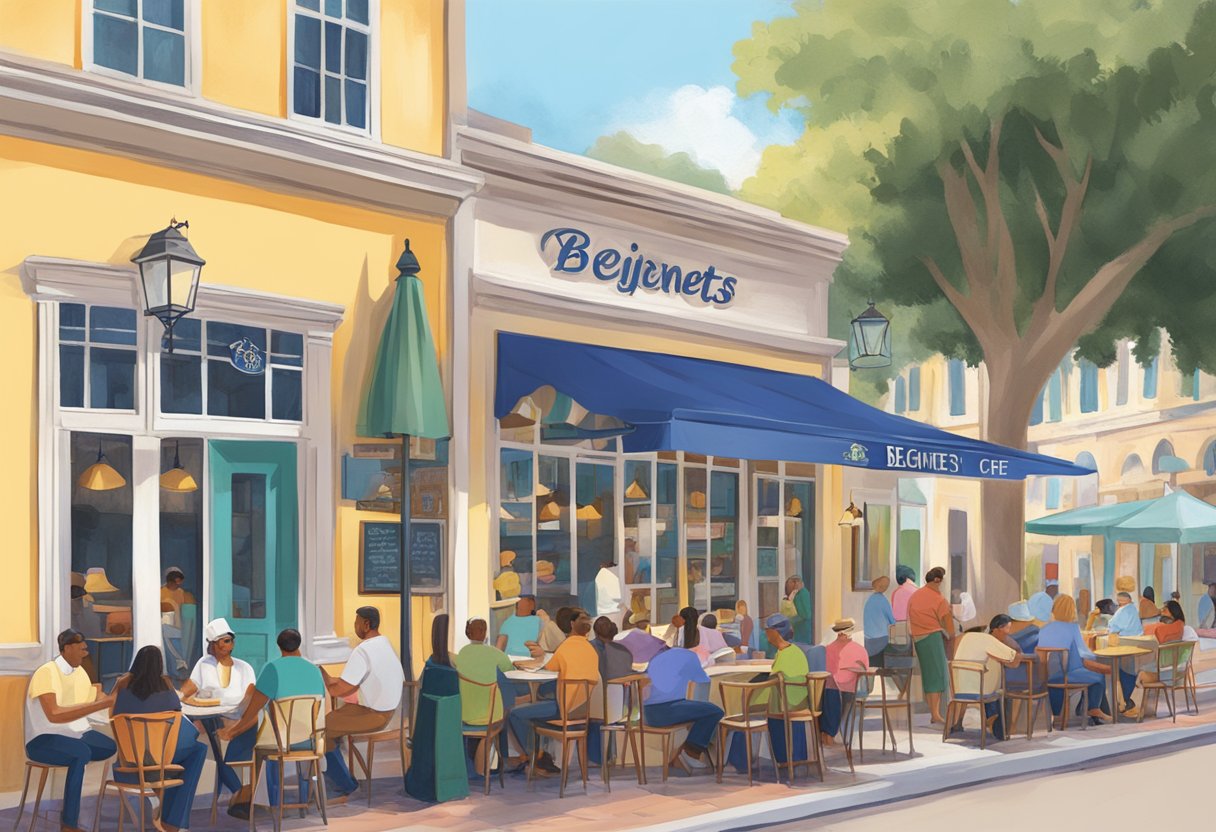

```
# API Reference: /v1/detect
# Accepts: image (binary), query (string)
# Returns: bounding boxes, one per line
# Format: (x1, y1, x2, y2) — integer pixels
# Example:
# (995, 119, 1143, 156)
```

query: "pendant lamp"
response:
(838, 500, 864, 527)
(576, 503, 603, 521)
(786, 496, 803, 517)
(539, 500, 561, 522)
(159, 441, 198, 493)
(625, 478, 649, 500)
(78, 442, 126, 491)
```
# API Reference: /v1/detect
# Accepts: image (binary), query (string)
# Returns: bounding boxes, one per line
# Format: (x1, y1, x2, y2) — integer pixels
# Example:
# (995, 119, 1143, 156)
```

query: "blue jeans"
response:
(25, 731, 116, 828)
(726, 718, 807, 771)
(1047, 668, 1108, 716)
(507, 701, 559, 757)
(949, 695, 1006, 741)
(212, 723, 256, 795)
(115, 721, 206, 828)
(1120, 670, 1137, 708)
(643, 700, 724, 752)
(323, 748, 358, 795)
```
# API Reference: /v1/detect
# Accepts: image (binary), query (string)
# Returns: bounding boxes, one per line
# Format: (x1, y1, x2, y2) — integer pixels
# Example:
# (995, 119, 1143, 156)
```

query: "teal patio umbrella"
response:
(358, 239, 449, 682)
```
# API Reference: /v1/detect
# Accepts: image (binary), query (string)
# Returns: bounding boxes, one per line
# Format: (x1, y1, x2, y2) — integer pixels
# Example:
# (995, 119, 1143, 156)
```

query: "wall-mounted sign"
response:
(228, 337, 265, 375)
(540, 227, 738, 307)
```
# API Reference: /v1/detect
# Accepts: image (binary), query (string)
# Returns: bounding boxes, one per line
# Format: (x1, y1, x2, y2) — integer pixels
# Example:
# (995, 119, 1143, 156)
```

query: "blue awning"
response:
(494, 333, 1093, 481)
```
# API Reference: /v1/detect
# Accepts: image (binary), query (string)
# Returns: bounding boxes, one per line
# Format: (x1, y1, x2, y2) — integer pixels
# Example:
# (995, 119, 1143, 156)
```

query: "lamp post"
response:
(131, 219, 205, 353)
(848, 301, 892, 370)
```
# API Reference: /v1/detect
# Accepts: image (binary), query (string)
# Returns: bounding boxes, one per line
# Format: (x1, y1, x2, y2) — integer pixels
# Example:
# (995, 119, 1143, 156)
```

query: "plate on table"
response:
(185, 697, 221, 707)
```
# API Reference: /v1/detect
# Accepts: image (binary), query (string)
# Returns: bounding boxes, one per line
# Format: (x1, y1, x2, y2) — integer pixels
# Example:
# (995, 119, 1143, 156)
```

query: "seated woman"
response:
(405, 614, 469, 803)
(113, 646, 207, 832)
(1084, 599, 1117, 632)
(178, 618, 257, 817)
(1036, 595, 1112, 726)
(1128, 600, 1191, 707)
(695, 614, 731, 665)
(1139, 586, 1161, 622)
(641, 617, 724, 772)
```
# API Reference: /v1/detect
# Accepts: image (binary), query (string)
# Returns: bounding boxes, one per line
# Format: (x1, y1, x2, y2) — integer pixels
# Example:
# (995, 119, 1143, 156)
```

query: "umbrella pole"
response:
(401, 433, 414, 685)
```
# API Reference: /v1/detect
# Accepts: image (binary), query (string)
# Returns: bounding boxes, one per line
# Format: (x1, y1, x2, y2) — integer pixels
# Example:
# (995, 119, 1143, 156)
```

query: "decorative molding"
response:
(0, 53, 483, 218)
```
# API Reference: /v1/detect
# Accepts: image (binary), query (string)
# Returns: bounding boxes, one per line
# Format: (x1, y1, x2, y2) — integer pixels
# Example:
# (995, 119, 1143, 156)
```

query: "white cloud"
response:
(612, 85, 792, 190)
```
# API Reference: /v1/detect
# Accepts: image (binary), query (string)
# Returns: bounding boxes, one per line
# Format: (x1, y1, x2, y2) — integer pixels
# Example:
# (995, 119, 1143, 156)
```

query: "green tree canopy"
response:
(587, 131, 732, 195)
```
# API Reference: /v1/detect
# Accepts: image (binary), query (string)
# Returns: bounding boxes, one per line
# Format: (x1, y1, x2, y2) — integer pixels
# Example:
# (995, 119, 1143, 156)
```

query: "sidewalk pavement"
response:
(5, 673, 1214, 831)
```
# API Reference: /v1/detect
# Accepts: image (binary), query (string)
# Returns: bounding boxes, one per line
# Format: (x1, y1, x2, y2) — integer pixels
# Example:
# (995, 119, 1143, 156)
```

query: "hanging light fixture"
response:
(78, 442, 126, 491)
(689, 490, 707, 510)
(159, 441, 198, 493)
(625, 478, 649, 500)
(539, 500, 561, 521)
(786, 496, 803, 517)
(837, 499, 864, 527)
(499, 505, 516, 521)
(576, 503, 603, 521)
(848, 301, 892, 370)
(131, 218, 205, 354)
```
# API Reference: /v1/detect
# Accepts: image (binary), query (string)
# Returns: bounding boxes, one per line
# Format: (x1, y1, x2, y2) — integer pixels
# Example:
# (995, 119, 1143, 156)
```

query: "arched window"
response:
(1075, 451, 1099, 507)
(1121, 453, 1146, 484)
(1203, 440, 1216, 477)
(1152, 440, 1175, 475)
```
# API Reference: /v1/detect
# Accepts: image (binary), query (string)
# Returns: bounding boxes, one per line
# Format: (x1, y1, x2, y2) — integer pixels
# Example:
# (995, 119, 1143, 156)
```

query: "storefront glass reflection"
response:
(159, 438, 203, 682)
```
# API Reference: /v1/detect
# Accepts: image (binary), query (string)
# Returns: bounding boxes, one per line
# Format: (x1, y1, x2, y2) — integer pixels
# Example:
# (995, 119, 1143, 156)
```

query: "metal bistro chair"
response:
(598, 675, 647, 791)
(852, 667, 915, 761)
(346, 679, 418, 807)
(93, 712, 184, 832)
(943, 660, 1004, 750)
(715, 677, 781, 786)
(1003, 655, 1051, 739)
(14, 761, 69, 832)
(249, 696, 328, 832)
(1036, 647, 1089, 731)
(458, 674, 507, 795)
(529, 678, 595, 799)
(636, 680, 697, 784)
(1139, 641, 1197, 724)
(771, 671, 833, 785)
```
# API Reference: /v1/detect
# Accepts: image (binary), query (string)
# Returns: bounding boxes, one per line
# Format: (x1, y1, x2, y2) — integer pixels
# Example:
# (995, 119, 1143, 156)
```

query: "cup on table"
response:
(1108, 633, 1120, 647)
(199, 688, 215, 700)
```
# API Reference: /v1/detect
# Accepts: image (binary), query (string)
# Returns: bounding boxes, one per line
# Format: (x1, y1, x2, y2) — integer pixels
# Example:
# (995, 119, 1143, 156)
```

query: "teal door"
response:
(209, 440, 299, 673)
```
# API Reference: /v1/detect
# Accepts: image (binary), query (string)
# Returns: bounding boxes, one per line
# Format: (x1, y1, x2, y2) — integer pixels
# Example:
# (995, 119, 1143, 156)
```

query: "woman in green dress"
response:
(405, 614, 469, 803)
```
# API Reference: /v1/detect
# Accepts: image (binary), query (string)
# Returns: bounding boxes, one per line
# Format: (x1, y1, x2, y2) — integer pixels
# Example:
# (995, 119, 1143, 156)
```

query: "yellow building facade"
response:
(0, 0, 475, 789)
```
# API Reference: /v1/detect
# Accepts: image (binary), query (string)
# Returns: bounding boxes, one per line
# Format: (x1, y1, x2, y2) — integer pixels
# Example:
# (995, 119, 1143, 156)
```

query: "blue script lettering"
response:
(540, 226, 739, 307)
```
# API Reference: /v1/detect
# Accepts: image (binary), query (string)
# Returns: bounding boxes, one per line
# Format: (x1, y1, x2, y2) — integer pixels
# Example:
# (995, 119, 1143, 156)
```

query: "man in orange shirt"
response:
(906, 566, 953, 724)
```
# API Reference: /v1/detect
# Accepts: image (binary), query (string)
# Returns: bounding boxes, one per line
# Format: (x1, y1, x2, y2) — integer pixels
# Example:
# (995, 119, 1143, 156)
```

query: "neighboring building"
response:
(881, 336, 1216, 625)
(0, 0, 476, 789)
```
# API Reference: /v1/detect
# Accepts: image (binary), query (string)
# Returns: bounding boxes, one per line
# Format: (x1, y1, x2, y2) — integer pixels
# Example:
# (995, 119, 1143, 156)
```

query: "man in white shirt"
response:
(25, 629, 116, 832)
(594, 558, 625, 629)
(320, 606, 405, 799)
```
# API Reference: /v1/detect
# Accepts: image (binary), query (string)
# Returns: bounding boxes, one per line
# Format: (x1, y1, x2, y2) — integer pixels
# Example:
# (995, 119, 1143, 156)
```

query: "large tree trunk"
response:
(975, 360, 1041, 617)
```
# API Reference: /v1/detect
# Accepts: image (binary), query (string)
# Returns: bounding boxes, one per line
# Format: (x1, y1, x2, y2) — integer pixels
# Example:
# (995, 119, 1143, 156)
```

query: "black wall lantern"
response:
(131, 219, 204, 353)
(848, 301, 892, 370)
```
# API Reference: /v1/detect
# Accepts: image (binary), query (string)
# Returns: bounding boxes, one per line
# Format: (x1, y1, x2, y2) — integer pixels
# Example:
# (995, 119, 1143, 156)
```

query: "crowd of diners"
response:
(24, 568, 1204, 829)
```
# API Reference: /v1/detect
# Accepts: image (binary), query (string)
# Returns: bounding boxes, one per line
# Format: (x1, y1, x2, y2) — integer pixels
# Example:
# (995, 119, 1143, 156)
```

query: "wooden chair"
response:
(15, 761, 69, 832)
(208, 738, 256, 825)
(635, 680, 696, 784)
(93, 712, 184, 832)
(598, 675, 647, 791)
(943, 660, 1005, 750)
(249, 696, 327, 832)
(1036, 647, 1088, 731)
(1139, 641, 1196, 724)
(1003, 655, 1051, 739)
(458, 674, 507, 795)
(715, 677, 780, 786)
(852, 667, 914, 761)
(346, 679, 418, 807)
(771, 671, 833, 785)
(1184, 644, 1200, 714)
(529, 678, 594, 798)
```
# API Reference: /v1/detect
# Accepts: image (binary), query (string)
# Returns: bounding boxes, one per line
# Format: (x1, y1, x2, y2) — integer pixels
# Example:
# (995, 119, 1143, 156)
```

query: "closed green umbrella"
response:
(358, 239, 449, 683)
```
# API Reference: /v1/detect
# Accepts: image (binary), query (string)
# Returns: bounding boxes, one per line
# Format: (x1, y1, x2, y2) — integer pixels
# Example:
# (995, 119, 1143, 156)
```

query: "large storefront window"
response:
(59, 303, 138, 411)
(755, 469, 815, 621)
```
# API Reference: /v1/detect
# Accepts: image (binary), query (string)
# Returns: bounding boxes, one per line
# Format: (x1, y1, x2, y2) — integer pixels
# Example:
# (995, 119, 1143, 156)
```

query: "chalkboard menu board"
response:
(358, 520, 445, 596)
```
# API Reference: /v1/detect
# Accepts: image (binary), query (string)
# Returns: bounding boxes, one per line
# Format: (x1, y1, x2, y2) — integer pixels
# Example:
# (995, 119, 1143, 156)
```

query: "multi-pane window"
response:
(59, 303, 138, 411)
(92, 0, 188, 87)
(160, 319, 304, 421)
(292, 0, 371, 131)
(947, 359, 966, 416)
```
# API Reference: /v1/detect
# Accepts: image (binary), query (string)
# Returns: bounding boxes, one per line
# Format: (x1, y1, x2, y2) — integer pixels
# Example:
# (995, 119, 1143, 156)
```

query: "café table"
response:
(1092, 645, 1151, 723)
(182, 701, 242, 770)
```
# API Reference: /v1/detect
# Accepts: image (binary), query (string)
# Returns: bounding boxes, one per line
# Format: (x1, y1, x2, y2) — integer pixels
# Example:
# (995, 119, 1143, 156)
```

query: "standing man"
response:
(595, 558, 625, 629)
(24, 629, 116, 832)
(320, 606, 404, 799)
(788, 575, 813, 644)
(863, 576, 896, 667)
(906, 567, 953, 725)
(891, 565, 917, 621)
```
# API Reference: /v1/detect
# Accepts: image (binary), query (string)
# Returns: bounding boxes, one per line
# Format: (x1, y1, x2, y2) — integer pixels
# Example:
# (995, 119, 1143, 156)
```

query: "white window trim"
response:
(752, 467, 816, 621)
(285, 0, 381, 141)
(4, 256, 348, 673)
(82, 0, 202, 97)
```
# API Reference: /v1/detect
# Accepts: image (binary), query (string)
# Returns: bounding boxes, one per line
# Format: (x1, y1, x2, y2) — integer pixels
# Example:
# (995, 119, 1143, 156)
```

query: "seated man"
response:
(727, 614, 812, 771)
(218, 628, 325, 818)
(506, 608, 600, 774)
(951, 617, 1022, 741)
(495, 596, 542, 659)
(455, 618, 516, 774)
(320, 606, 405, 798)
(1108, 592, 1145, 637)
(25, 629, 117, 832)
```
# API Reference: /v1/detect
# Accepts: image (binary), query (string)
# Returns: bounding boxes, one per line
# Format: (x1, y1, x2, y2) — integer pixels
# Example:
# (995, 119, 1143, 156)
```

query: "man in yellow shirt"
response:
(506, 608, 599, 774)
(25, 630, 116, 832)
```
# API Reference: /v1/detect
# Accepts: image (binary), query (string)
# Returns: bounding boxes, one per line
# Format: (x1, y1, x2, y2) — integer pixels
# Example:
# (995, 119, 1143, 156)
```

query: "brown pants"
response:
(324, 702, 394, 753)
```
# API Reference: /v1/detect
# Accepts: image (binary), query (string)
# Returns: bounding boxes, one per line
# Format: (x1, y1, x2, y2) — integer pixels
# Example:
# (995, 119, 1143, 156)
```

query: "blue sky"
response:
(466, 0, 802, 188)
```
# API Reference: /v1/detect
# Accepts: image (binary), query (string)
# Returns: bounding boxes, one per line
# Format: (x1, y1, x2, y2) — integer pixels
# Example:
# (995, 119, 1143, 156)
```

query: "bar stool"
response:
(14, 761, 69, 832)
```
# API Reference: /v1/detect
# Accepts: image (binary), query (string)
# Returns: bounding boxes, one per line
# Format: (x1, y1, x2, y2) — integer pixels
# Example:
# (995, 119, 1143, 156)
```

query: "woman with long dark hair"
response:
(404, 614, 469, 803)
(112, 646, 207, 832)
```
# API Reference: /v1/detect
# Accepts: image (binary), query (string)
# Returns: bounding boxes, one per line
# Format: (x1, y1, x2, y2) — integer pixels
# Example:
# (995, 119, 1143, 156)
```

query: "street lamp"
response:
(848, 301, 892, 370)
(131, 219, 204, 353)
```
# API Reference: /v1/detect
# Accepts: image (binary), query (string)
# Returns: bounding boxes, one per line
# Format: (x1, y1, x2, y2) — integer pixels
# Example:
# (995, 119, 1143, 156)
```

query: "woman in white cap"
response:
(179, 617, 258, 817)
